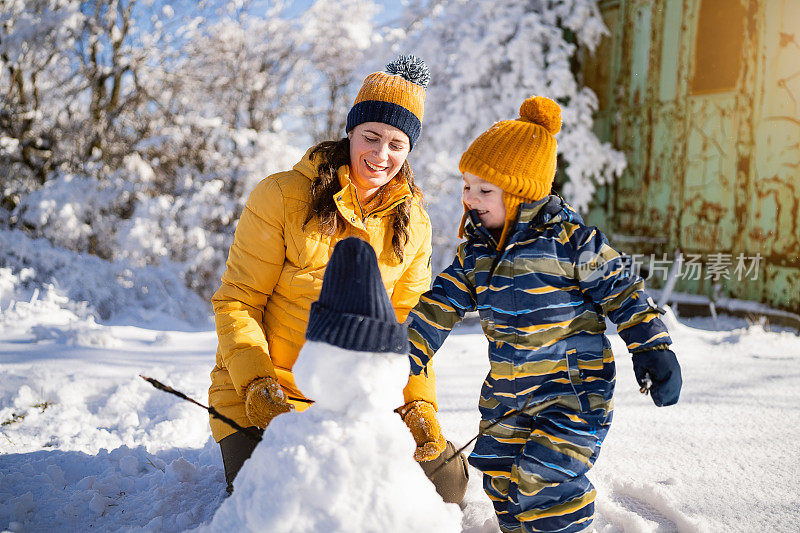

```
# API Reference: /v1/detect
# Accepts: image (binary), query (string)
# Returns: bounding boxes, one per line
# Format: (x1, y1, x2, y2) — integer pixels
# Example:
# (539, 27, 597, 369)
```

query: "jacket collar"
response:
(335, 163, 412, 220)
(518, 194, 581, 227)
(464, 195, 582, 246)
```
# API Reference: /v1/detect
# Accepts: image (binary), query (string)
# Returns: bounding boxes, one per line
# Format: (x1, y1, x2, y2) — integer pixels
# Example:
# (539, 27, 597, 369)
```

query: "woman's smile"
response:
(364, 159, 389, 173)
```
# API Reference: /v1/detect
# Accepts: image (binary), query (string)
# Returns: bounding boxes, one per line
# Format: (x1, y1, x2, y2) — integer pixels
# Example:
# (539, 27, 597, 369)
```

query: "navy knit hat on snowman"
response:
(305, 237, 408, 354)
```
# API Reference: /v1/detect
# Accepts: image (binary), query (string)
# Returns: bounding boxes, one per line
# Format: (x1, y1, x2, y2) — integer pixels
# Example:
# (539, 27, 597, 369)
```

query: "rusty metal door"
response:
(745, 0, 800, 307)
(679, 0, 750, 256)
(582, 0, 800, 313)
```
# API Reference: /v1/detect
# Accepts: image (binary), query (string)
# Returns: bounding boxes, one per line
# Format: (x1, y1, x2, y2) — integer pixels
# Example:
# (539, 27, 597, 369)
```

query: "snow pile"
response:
(0, 266, 83, 328)
(207, 340, 462, 532)
(0, 307, 226, 531)
(0, 443, 224, 533)
(0, 229, 211, 326)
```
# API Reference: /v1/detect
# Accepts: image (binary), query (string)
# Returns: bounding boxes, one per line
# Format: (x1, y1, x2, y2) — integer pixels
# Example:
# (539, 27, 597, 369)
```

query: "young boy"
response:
(407, 96, 682, 533)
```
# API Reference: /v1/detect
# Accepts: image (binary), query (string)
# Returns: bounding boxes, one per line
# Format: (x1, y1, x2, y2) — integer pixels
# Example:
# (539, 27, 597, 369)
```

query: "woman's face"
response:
(348, 122, 410, 203)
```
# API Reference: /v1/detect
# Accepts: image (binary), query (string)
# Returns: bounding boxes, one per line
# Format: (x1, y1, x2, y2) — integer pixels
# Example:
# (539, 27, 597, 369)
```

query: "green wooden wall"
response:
(582, 0, 800, 313)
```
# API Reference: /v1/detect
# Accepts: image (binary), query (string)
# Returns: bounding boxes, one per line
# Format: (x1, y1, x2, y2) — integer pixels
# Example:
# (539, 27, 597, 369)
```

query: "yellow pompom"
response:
(519, 96, 562, 135)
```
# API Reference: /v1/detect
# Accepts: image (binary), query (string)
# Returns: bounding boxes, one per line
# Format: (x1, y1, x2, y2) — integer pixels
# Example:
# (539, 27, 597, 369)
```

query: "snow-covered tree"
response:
(297, 0, 382, 142)
(1, 0, 620, 321)
(1, 0, 384, 314)
(397, 0, 625, 268)
(2, 1, 311, 300)
(0, 0, 83, 198)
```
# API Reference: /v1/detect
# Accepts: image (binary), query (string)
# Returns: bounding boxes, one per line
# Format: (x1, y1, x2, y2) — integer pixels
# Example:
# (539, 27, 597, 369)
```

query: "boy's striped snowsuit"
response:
(408, 196, 672, 533)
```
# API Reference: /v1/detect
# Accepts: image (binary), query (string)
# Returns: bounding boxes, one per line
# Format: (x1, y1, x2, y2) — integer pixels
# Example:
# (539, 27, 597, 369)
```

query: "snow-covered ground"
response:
(1, 296, 799, 532)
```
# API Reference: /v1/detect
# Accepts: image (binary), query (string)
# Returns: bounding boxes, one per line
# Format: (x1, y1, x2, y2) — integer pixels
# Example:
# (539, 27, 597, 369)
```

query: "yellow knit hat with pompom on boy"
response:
(458, 95, 562, 248)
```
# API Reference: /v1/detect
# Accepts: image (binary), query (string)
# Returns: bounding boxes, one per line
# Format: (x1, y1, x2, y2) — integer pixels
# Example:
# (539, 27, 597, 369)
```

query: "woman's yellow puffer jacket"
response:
(209, 148, 436, 441)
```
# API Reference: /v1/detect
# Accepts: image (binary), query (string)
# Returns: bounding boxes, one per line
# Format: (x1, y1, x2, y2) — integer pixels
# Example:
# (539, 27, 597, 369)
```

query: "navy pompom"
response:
(385, 55, 430, 88)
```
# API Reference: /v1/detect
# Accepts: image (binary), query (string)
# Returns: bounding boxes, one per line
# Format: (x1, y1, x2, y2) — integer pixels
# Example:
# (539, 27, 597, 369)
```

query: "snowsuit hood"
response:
(463, 194, 581, 249)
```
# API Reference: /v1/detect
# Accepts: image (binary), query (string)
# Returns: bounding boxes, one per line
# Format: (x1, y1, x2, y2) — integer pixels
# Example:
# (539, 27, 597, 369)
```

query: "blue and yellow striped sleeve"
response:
(573, 225, 672, 352)
(407, 244, 477, 375)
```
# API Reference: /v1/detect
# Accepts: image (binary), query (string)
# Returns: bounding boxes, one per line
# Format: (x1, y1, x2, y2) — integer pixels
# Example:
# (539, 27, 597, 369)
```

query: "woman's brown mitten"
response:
(244, 377, 294, 428)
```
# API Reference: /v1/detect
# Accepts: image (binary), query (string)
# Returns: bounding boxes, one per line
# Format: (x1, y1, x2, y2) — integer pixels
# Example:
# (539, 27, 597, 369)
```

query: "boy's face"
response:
(462, 172, 506, 230)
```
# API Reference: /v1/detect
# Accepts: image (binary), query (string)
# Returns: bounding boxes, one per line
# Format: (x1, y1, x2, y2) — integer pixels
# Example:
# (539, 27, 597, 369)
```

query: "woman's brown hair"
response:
(304, 138, 422, 263)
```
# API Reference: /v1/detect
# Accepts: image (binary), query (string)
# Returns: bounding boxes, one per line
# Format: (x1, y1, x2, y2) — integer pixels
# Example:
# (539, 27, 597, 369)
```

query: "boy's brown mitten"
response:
(398, 400, 447, 462)
(244, 376, 294, 428)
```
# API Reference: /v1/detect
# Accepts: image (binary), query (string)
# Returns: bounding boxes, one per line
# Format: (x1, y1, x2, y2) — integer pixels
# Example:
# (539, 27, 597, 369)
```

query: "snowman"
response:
(207, 237, 462, 532)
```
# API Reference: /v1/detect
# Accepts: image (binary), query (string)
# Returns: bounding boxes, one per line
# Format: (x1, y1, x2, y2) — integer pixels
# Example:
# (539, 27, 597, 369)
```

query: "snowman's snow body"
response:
(207, 339, 462, 532)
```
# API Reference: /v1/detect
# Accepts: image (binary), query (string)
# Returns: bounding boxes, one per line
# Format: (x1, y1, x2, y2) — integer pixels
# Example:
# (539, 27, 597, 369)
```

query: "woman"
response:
(209, 56, 468, 503)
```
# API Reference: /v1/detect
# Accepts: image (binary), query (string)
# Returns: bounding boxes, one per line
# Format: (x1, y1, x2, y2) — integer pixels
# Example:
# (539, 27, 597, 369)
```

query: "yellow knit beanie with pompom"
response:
(458, 95, 562, 248)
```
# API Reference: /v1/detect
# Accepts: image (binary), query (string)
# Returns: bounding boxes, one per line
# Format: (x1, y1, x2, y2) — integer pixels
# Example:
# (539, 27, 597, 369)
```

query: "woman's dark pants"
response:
(219, 427, 264, 494)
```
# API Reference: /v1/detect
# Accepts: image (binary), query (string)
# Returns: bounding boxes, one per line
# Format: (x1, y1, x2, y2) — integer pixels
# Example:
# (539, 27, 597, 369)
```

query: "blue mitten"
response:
(632, 348, 682, 406)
